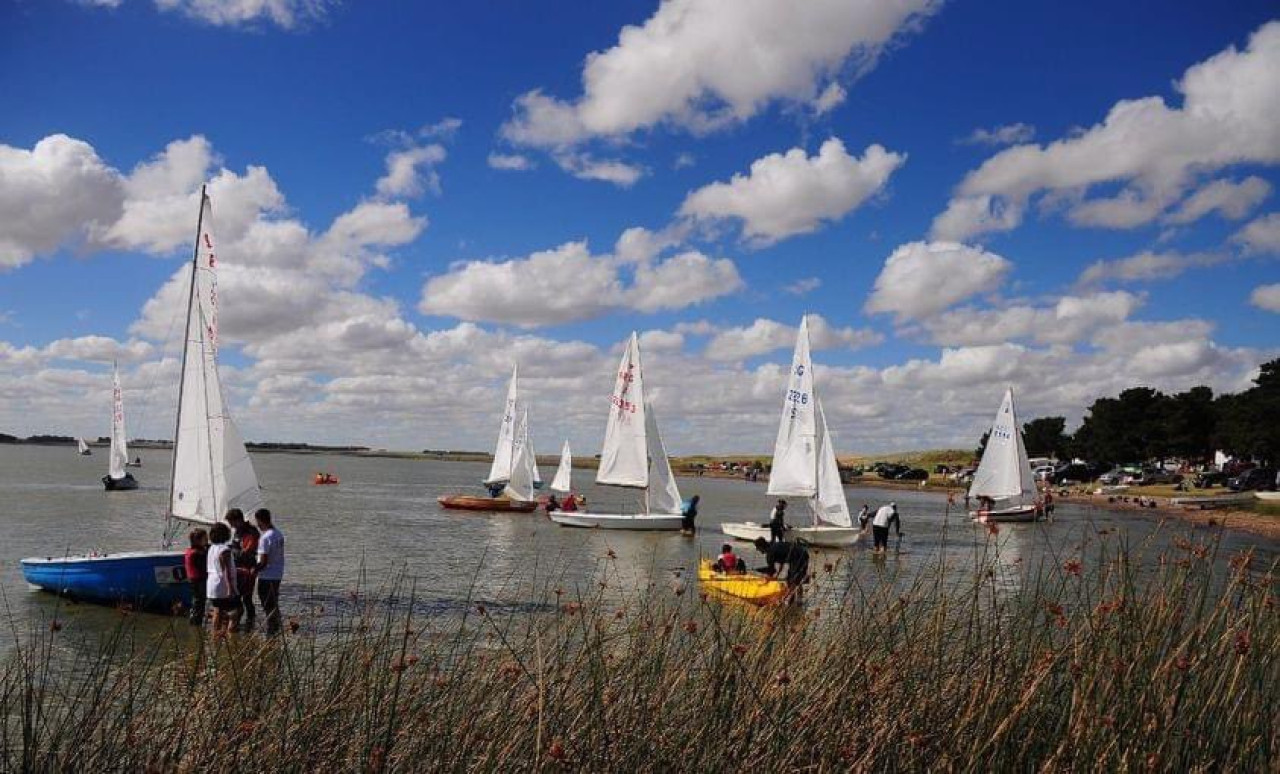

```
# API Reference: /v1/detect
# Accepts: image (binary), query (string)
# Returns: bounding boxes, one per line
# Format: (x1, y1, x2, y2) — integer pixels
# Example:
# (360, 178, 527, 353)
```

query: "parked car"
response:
(1033, 464, 1056, 481)
(1192, 470, 1229, 488)
(878, 463, 910, 480)
(894, 468, 929, 481)
(1229, 467, 1278, 492)
(1140, 469, 1184, 485)
(1097, 467, 1130, 485)
(1052, 462, 1096, 485)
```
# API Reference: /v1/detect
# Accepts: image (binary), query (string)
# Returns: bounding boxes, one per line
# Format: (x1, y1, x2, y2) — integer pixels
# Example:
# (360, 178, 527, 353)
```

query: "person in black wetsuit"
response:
(752, 537, 809, 600)
(767, 499, 788, 542)
(681, 495, 700, 534)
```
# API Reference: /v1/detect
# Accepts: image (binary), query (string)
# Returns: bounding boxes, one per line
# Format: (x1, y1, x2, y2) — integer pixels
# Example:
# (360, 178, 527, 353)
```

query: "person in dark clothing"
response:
(767, 499, 788, 543)
(681, 495, 700, 534)
(183, 528, 209, 626)
(752, 537, 809, 599)
(225, 509, 260, 631)
(487, 482, 504, 498)
(544, 495, 560, 516)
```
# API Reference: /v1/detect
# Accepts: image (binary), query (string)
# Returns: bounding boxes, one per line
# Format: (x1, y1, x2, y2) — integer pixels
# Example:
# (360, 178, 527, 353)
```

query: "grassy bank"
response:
(3, 533, 1276, 771)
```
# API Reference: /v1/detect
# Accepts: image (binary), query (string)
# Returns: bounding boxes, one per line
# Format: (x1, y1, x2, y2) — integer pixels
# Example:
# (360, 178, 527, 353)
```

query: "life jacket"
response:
(718, 551, 737, 570)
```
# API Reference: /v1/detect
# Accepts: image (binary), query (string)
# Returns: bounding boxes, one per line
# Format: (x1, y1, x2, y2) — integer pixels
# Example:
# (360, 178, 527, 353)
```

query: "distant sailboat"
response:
(968, 387, 1042, 523)
(23, 187, 264, 612)
(550, 332, 684, 530)
(550, 440, 572, 493)
(76, 437, 91, 456)
(439, 364, 538, 512)
(722, 316, 860, 547)
(102, 362, 139, 491)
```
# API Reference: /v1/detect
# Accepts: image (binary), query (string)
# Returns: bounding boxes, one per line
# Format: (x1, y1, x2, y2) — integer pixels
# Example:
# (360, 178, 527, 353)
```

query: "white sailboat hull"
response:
(970, 504, 1041, 523)
(721, 521, 863, 547)
(549, 511, 683, 530)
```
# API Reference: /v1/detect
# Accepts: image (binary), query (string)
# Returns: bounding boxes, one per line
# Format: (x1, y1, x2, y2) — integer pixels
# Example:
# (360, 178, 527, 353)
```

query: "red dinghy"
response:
(438, 495, 538, 513)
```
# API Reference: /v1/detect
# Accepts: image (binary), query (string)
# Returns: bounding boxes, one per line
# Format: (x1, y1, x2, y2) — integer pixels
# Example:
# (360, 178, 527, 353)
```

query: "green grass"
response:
(2, 531, 1276, 771)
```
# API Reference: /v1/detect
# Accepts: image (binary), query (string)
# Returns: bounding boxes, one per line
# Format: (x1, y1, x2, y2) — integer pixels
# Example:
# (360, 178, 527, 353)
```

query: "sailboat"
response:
(550, 440, 572, 493)
(102, 362, 139, 491)
(722, 316, 860, 548)
(76, 437, 92, 455)
(968, 387, 1043, 523)
(550, 332, 684, 530)
(23, 187, 264, 612)
(438, 365, 539, 512)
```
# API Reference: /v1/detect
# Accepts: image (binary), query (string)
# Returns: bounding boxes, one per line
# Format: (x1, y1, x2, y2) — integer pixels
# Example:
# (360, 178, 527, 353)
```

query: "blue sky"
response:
(0, 0, 1277, 453)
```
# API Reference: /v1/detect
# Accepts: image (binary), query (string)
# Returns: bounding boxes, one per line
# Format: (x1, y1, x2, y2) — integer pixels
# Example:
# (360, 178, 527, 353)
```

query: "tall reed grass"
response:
(2, 530, 1275, 772)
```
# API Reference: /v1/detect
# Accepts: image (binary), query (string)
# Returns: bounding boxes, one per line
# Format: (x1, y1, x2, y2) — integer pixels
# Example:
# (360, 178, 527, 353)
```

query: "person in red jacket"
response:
(184, 528, 209, 626)
(713, 543, 744, 574)
(225, 509, 260, 631)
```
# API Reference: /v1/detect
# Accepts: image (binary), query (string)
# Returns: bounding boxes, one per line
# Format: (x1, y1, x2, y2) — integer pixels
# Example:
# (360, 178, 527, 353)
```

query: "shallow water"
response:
(1, 444, 1275, 655)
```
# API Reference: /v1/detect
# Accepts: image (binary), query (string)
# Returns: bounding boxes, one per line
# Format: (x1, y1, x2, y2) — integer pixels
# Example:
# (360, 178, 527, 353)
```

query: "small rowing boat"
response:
(438, 495, 538, 512)
(697, 560, 787, 605)
(1169, 492, 1256, 509)
(313, 473, 339, 485)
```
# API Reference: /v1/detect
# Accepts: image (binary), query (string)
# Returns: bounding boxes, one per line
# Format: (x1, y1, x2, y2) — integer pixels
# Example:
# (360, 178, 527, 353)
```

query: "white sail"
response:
(169, 193, 263, 525)
(768, 316, 818, 497)
(968, 387, 1036, 501)
(550, 440, 572, 492)
(76, 437, 89, 455)
(531, 436, 542, 486)
(502, 406, 536, 501)
(108, 363, 128, 480)
(485, 365, 520, 485)
(596, 332, 648, 488)
(811, 398, 852, 527)
(644, 403, 683, 515)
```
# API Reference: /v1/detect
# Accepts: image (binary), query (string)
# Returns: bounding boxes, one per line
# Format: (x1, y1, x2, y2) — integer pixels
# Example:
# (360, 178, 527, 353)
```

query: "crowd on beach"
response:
(182, 508, 286, 636)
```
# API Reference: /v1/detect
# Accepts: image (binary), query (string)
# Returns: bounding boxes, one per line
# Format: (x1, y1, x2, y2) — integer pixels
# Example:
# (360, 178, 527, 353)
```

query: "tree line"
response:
(990, 358, 1279, 466)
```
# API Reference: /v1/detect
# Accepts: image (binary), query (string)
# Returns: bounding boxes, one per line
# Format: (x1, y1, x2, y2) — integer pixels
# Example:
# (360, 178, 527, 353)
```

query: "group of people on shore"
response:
(182, 508, 286, 636)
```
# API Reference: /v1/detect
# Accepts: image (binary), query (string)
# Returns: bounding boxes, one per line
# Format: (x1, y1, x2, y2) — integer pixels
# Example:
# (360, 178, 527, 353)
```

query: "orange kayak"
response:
(313, 474, 339, 485)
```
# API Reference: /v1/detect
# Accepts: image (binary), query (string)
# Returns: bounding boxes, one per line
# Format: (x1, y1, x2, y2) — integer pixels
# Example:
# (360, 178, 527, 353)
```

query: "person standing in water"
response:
(225, 509, 260, 631)
(768, 499, 788, 543)
(184, 528, 209, 627)
(253, 508, 286, 636)
(205, 522, 239, 637)
(870, 502, 901, 553)
(681, 495, 700, 535)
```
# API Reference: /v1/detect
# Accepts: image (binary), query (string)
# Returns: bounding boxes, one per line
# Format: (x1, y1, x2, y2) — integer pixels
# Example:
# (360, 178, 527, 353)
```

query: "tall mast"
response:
(166, 184, 207, 530)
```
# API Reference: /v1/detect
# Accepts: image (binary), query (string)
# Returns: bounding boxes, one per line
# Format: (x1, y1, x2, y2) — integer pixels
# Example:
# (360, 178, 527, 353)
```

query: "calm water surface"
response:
(2, 444, 1275, 653)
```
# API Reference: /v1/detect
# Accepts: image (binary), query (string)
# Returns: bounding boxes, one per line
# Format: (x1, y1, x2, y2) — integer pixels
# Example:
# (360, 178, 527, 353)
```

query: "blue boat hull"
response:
(21, 551, 192, 613)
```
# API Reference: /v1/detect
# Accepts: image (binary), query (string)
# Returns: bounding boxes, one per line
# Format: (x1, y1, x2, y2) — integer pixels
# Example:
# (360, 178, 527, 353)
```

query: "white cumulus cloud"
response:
(704, 315, 881, 361)
(1233, 212, 1280, 254)
(933, 22, 1280, 241)
(418, 240, 742, 327)
(865, 241, 1011, 322)
(679, 139, 904, 244)
(1251, 283, 1280, 313)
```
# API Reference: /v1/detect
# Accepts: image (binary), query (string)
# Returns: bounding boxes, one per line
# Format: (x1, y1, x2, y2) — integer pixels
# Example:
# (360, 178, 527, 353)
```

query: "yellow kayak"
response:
(698, 560, 788, 606)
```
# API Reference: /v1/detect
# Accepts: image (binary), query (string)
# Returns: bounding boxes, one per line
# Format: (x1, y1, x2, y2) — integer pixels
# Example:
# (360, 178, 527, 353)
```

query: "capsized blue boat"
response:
(21, 551, 191, 613)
